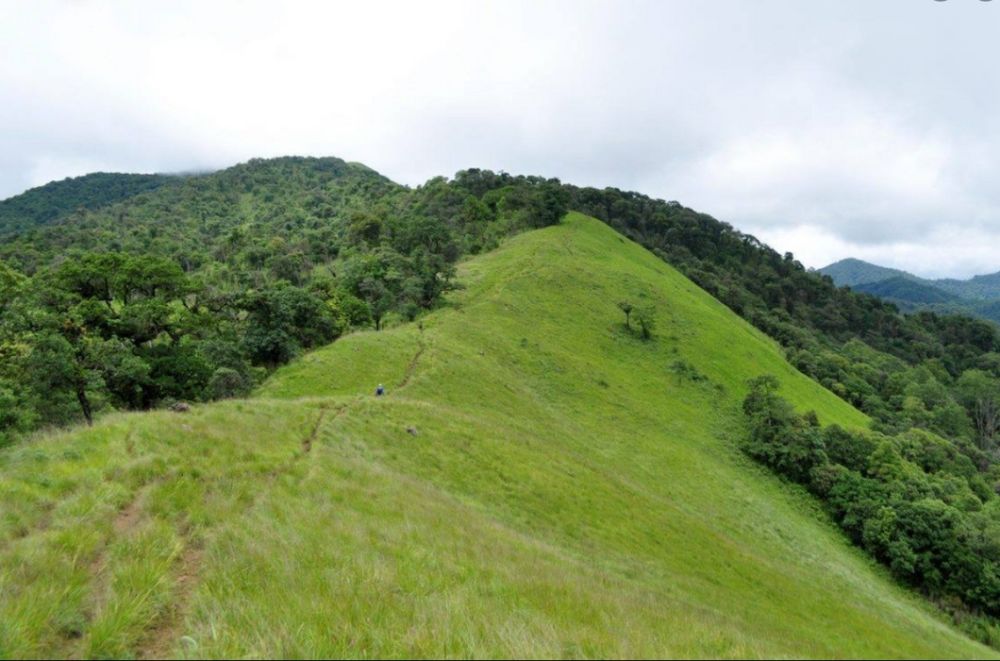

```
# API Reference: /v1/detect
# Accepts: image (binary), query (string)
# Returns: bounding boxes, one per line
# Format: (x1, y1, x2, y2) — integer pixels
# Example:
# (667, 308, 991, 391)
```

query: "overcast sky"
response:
(2, 0, 998, 277)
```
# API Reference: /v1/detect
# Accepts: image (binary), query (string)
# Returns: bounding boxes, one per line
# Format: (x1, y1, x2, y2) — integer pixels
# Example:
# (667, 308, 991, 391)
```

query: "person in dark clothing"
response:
(376, 383, 385, 396)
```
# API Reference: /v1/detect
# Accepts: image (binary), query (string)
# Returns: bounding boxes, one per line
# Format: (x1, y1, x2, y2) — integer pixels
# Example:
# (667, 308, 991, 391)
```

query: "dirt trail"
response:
(137, 544, 204, 660)
(76, 487, 152, 657)
(302, 406, 328, 453)
(113, 496, 145, 535)
(396, 341, 426, 390)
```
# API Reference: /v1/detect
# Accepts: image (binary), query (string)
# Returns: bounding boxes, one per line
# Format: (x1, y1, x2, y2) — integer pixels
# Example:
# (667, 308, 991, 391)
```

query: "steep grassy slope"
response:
(0, 214, 990, 658)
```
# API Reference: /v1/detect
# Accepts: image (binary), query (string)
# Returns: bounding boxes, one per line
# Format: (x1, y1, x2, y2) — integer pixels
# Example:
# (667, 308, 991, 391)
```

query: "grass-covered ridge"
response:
(0, 213, 990, 658)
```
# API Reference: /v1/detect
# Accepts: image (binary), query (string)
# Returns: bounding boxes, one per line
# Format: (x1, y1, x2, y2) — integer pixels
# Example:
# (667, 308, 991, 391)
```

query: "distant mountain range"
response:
(820, 257, 1000, 322)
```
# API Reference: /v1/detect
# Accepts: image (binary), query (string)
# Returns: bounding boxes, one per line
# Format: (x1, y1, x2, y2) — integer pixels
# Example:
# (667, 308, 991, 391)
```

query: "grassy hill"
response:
(0, 213, 990, 658)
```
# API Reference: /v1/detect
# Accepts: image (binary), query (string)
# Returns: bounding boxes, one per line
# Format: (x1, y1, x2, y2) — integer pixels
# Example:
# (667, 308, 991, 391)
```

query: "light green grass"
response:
(0, 213, 991, 658)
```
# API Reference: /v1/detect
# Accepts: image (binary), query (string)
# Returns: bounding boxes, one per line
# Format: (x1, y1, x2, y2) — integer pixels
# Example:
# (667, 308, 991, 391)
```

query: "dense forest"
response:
(4, 155, 1000, 638)
(0, 172, 178, 238)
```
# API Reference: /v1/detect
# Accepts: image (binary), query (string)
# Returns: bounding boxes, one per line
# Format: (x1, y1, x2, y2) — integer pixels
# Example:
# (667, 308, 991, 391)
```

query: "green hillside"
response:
(820, 258, 913, 288)
(821, 258, 1000, 323)
(938, 272, 1000, 302)
(0, 173, 178, 238)
(852, 276, 962, 306)
(0, 213, 989, 658)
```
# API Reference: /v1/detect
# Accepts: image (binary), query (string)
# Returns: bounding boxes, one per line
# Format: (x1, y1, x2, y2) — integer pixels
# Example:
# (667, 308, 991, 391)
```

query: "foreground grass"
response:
(0, 213, 992, 658)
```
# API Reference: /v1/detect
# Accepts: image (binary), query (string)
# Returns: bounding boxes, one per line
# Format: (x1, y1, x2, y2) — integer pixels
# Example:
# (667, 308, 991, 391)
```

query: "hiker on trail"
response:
(376, 383, 385, 396)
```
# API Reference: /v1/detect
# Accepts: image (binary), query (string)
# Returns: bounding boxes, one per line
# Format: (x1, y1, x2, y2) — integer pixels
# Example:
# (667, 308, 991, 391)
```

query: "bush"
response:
(634, 304, 657, 339)
(207, 367, 250, 400)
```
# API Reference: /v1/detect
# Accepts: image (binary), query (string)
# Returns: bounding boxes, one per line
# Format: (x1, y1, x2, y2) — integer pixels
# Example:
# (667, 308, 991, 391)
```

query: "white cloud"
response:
(2, 0, 1000, 277)
(757, 224, 1000, 281)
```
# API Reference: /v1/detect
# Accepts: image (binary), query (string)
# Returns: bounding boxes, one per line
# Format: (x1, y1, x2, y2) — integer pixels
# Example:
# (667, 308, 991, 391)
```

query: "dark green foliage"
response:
(742, 376, 825, 483)
(0, 172, 177, 237)
(240, 284, 338, 366)
(822, 424, 876, 473)
(207, 367, 251, 400)
(854, 276, 962, 305)
(955, 370, 1000, 450)
(743, 377, 1000, 628)
(0, 377, 33, 447)
(0, 158, 570, 435)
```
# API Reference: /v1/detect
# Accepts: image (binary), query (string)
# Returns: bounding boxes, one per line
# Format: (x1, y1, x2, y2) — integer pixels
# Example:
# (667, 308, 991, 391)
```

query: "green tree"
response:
(26, 333, 97, 425)
(956, 370, 1000, 450)
(617, 301, 634, 329)
(240, 284, 337, 366)
(635, 304, 657, 339)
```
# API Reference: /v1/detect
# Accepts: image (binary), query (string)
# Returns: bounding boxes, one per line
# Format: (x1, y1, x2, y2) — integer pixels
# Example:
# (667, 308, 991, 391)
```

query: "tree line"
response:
(743, 376, 1000, 646)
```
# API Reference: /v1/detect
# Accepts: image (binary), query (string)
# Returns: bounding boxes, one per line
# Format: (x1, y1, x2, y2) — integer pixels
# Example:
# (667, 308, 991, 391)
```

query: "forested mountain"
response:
(938, 271, 1000, 301)
(0, 172, 178, 238)
(820, 257, 914, 287)
(6, 156, 1000, 649)
(821, 258, 1000, 322)
(852, 276, 962, 305)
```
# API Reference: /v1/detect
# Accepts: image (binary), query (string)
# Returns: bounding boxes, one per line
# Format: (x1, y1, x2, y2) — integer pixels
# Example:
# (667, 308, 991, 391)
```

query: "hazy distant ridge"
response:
(821, 258, 1000, 322)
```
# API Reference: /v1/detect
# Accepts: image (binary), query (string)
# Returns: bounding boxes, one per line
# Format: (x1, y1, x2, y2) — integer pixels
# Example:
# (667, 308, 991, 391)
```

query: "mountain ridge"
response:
(819, 257, 917, 287)
(821, 257, 1000, 322)
(5, 158, 1000, 653)
(0, 172, 180, 238)
(0, 213, 988, 658)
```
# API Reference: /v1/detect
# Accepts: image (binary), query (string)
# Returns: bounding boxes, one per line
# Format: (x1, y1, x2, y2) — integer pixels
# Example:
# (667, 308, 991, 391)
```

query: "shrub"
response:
(743, 374, 1000, 621)
(207, 367, 250, 400)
